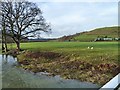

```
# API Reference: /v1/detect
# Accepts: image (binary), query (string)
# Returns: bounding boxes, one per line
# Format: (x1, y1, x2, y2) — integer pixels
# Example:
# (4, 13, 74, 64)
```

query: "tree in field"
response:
(1, 1, 51, 51)
(2, 14, 8, 52)
(0, 6, 8, 52)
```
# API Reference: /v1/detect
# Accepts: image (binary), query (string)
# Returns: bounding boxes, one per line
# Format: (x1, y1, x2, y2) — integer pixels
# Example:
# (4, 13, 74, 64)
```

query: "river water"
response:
(1, 54, 100, 88)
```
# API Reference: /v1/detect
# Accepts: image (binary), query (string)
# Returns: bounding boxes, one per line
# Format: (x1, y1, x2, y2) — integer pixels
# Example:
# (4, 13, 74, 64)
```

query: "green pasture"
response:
(8, 42, 119, 64)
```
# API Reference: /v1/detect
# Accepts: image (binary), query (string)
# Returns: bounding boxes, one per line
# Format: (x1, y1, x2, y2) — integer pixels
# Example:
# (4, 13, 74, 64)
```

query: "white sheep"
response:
(87, 46, 94, 49)
(91, 47, 93, 49)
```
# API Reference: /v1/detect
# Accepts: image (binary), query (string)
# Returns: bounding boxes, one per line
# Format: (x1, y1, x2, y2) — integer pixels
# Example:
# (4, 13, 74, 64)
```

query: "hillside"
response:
(58, 26, 119, 42)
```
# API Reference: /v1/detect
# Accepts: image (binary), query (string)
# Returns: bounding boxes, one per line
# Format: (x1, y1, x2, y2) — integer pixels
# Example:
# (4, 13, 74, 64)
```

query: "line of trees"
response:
(0, 0, 51, 52)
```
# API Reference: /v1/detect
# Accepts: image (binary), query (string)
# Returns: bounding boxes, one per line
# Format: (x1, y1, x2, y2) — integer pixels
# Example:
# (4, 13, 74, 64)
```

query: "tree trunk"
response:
(4, 35, 8, 52)
(2, 34, 8, 52)
(2, 18, 8, 52)
(2, 33, 5, 52)
(2, 43, 5, 52)
(16, 41, 20, 51)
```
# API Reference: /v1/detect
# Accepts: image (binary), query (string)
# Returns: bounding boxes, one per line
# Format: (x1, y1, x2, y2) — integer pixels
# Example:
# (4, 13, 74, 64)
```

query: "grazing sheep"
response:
(91, 47, 93, 49)
(87, 46, 94, 49)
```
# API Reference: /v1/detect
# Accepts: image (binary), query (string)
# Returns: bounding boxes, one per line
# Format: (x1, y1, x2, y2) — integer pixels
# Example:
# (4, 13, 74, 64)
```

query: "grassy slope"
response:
(59, 26, 119, 42)
(74, 26, 118, 42)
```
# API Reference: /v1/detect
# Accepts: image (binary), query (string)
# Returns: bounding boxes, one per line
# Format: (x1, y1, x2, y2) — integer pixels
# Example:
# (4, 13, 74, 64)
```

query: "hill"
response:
(58, 26, 119, 42)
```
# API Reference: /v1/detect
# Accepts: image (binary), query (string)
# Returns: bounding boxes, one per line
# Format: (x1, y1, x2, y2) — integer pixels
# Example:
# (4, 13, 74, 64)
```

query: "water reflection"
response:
(2, 54, 17, 65)
(1, 54, 100, 88)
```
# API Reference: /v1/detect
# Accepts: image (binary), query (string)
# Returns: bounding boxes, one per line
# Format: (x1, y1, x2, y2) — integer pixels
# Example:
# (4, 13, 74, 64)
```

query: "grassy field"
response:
(10, 42, 119, 63)
(8, 42, 119, 85)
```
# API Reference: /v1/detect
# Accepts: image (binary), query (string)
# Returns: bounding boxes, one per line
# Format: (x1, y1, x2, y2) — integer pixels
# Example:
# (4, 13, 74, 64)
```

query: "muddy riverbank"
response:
(17, 51, 120, 85)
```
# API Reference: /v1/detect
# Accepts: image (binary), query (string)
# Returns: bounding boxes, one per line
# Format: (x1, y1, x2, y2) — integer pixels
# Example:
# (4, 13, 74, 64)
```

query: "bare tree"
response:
(2, 14, 8, 52)
(1, 1, 51, 51)
(0, 3, 8, 52)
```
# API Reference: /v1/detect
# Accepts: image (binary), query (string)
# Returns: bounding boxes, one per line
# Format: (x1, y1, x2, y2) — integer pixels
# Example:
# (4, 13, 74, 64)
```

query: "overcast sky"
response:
(33, 1, 118, 38)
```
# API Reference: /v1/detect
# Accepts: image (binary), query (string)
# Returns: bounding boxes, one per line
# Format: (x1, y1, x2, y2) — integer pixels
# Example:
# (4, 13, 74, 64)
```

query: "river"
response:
(1, 54, 100, 88)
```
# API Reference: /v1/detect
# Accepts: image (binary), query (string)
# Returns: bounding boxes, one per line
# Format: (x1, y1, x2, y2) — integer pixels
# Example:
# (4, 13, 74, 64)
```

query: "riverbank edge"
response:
(11, 50, 119, 86)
